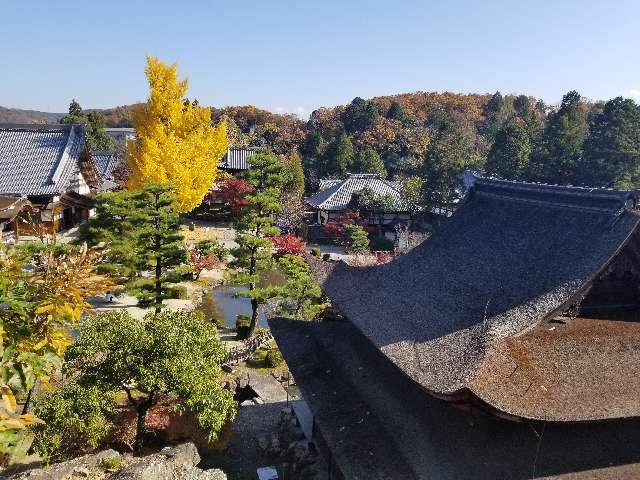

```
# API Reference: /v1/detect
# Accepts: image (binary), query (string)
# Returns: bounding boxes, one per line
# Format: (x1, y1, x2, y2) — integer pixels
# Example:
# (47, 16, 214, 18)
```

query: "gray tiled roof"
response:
(306, 173, 406, 211)
(219, 147, 259, 171)
(0, 123, 86, 196)
(91, 150, 121, 182)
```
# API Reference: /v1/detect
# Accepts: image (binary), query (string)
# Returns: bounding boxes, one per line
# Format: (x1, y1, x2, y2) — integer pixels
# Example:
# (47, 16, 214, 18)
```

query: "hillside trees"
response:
(580, 97, 640, 189)
(485, 120, 532, 180)
(126, 57, 227, 212)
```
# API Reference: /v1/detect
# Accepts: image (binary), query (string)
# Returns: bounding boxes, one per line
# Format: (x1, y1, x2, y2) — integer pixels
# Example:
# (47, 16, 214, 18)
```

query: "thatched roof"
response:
(270, 318, 640, 479)
(306, 176, 640, 421)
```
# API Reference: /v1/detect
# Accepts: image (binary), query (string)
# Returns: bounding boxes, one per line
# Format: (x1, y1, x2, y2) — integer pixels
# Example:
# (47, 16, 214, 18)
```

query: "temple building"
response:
(219, 146, 260, 174)
(0, 123, 100, 231)
(306, 173, 409, 226)
(271, 175, 640, 479)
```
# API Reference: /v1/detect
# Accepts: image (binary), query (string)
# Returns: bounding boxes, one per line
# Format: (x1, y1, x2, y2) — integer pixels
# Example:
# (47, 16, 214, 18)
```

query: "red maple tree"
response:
(272, 234, 307, 257)
(205, 177, 254, 214)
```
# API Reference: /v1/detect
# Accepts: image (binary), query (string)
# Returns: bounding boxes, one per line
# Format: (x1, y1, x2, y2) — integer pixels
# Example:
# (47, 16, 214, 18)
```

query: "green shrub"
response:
(236, 315, 251, 340)
(265, 349, 284, 368)
(32, 384, 116, 462)
(311, 248, 321, 257)
(166, 264, 194, 282)
(100, 456, 123, 471)
(166, 284, 188, 299)
(370, 236, 394, 252)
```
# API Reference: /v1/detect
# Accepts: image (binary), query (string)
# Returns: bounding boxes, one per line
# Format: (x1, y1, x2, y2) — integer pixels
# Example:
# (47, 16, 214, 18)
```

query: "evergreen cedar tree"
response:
(126, 56, 227, 213)
(76, 183, 185, 311)
(230, 151, 291, 337)
(60, 99, 115, 151)
(33, 309, 235, 455)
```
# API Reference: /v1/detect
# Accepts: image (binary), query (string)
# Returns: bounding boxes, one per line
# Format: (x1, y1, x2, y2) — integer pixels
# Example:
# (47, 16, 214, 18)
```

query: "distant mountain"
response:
(0, 106, 64, 124)
(0, 104, 139, 127)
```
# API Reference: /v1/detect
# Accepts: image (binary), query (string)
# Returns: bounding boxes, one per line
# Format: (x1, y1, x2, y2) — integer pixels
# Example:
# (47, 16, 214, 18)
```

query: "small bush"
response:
(311, 248, 321, 257)
(264, 349, 284, 368)
(236, 315, 251, 340)
(32, 384, 116, 462)
(166, 264, 194, 282)
(322, 253, 331, 261)
(100, 456, 123, 471)
(370, 236, 394, 252)
(166, 284, 188, 299)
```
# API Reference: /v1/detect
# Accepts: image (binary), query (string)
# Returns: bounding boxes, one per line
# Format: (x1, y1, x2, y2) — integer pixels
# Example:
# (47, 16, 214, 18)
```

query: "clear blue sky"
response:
(2, 0, 640, 118)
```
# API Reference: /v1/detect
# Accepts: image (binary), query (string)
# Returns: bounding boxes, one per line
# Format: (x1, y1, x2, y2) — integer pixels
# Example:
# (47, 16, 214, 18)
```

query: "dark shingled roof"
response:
(270, 318, 640, 479)
(219, 147, 260, 171)
(308, 176, 640, 421)
(0, 123, 87, 196)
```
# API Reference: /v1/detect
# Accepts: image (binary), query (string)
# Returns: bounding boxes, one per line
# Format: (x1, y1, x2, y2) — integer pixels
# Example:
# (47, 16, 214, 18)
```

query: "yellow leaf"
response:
(1, 387, 17, 414)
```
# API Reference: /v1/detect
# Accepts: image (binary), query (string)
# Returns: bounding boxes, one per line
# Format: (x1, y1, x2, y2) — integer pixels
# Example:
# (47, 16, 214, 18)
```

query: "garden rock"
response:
(4, 449, 120, 480)
(111, 442, 226, 480)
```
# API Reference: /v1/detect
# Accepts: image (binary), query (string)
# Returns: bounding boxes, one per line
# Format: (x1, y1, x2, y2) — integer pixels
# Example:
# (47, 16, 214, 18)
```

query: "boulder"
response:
(4, 449, 120, 480)
(111, 443, 226, 480)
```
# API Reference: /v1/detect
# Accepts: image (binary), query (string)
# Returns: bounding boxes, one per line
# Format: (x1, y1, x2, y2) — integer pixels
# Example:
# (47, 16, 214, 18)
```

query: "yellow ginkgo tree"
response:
(126, 56, 228, 212)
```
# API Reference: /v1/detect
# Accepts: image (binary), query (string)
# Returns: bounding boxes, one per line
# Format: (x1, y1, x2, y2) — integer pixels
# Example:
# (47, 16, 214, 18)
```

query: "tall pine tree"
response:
(485, 120, 532, 180)
(230, 152, 290, 336)
(580, 97, 640, 189)
(530, 91, 587, 184)
(132, 183, 185, 312)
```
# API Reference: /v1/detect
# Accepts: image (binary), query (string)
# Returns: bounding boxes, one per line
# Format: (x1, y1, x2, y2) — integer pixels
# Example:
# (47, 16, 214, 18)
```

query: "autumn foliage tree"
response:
(0, 245, 110, 461)
(207, 176, 255, 214)
(126, 57, 227, 212)
(272, 234, 306, 257)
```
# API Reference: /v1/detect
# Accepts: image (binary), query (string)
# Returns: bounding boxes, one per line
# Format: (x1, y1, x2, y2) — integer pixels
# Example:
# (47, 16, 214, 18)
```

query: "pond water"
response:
(203, 270, 287, 328)
(210, 284, 268, 328)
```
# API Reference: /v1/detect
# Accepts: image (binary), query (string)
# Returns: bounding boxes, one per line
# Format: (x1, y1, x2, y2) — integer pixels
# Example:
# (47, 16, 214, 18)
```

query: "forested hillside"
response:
(5, 90, 640, 210)
(220, 91, 640, 209)
(0, 106, 64, 123)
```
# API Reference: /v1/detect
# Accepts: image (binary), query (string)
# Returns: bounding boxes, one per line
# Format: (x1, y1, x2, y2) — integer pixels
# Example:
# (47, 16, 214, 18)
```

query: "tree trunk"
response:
(154, 191, 162, 314)
(249, 298, 259, 337)
(248, 243, 258, 337)
(22, 385, 34, 415)
(155, 250, 162, 314)
(134, 404, 148, 452)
